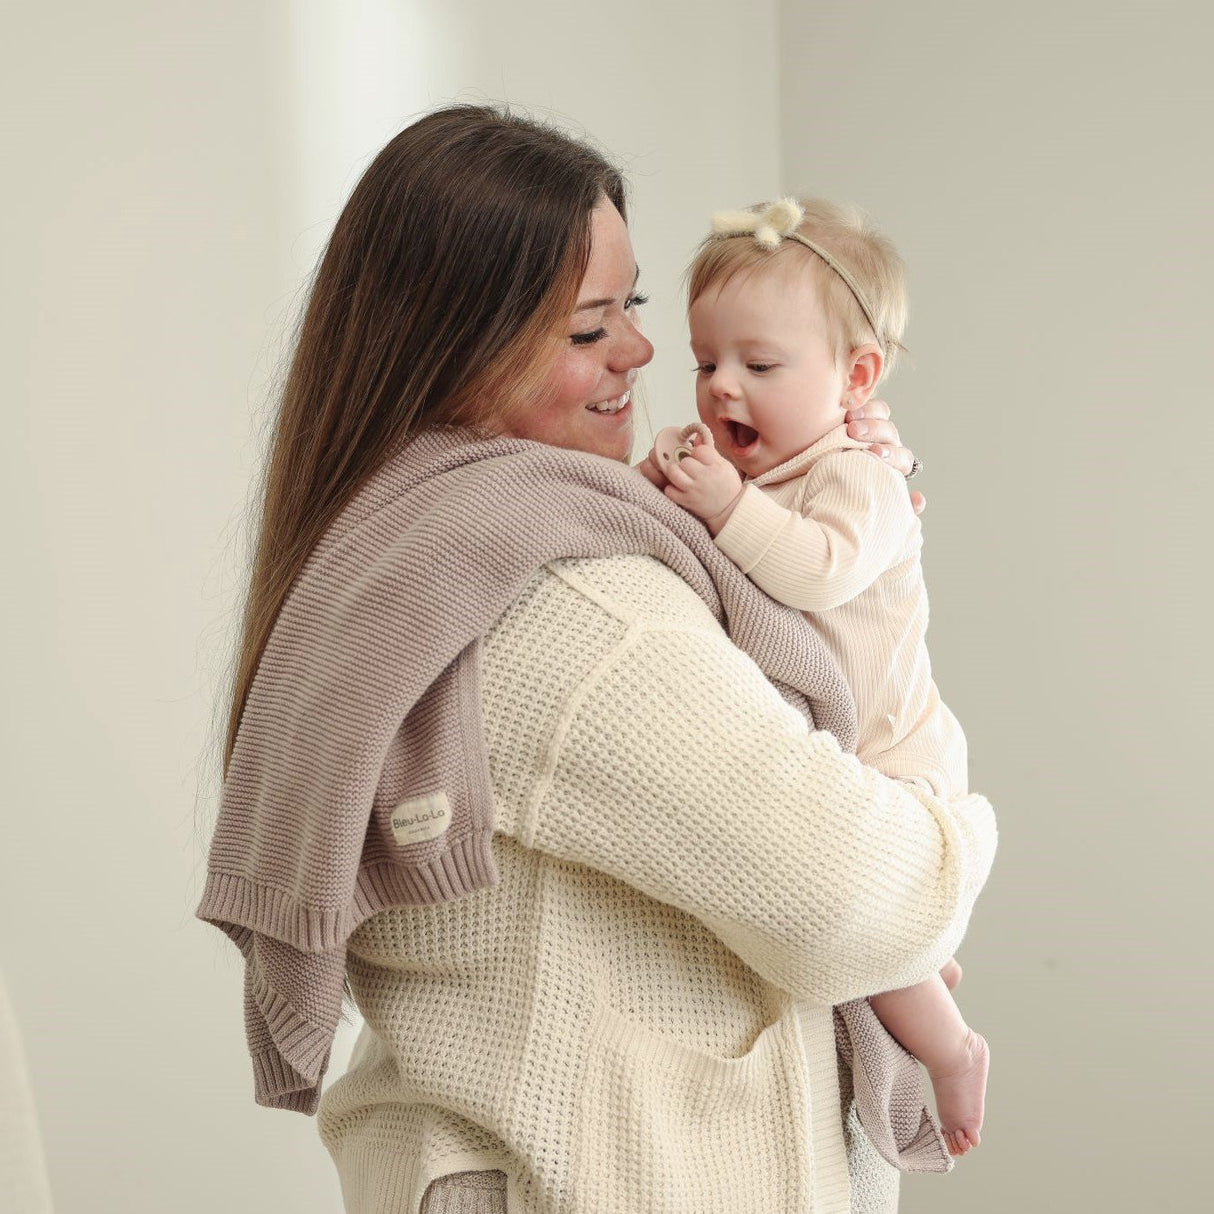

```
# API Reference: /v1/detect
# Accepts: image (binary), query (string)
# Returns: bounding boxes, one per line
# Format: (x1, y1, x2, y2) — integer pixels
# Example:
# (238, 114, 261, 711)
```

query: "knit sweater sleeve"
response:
(713, 452, 914, 612)
(519, 558, 996, 1007)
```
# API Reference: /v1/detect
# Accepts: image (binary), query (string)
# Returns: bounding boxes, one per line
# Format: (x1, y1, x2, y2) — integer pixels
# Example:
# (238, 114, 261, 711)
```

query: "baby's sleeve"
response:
(714, 452, 915, 612)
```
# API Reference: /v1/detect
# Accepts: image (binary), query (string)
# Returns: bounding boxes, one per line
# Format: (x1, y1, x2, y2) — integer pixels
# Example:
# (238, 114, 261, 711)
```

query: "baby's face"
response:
(689, 264, 848, 479)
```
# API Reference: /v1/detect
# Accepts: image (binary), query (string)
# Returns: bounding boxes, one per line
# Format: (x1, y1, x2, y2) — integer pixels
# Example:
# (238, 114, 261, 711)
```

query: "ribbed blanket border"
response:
(198, 832, 499, 953)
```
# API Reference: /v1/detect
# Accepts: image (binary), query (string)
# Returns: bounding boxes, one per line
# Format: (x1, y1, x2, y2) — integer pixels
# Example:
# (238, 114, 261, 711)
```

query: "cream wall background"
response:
(4, 1, 778, 1212)
(780, 3, 1212, 1211)
(3, 1, 1208, 1211)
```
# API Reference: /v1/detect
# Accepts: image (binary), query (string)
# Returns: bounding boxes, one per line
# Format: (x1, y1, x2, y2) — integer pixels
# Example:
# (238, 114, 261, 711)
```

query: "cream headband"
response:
(710, 198, 884, 352)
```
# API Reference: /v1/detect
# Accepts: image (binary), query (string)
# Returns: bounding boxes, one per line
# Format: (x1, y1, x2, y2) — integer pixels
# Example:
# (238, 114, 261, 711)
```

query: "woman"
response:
(200, 105, 995, 1213)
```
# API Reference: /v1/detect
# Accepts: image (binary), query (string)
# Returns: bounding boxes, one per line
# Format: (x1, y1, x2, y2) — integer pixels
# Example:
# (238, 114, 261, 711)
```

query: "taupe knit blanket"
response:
(197, 426, 946, 1170)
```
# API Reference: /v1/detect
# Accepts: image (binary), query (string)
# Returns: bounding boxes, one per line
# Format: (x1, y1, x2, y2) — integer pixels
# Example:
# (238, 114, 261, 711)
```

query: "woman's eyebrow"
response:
(574, 266, 640, 313)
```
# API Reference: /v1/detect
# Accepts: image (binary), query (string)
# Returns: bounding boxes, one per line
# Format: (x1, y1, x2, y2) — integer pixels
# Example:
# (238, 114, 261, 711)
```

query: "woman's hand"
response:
(845, 399, 926, 515)
(635, 452, 667, 489)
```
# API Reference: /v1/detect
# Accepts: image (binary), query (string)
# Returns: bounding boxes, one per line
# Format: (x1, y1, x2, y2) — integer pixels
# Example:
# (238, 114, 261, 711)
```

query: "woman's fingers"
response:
(636, 455, 666, 487)
(847, 419, 904, 448)
(846, 398, 902, 449)
(844, 397, 890, 422)
(865, 441, 914, 477)
(845, 398, 924, 512)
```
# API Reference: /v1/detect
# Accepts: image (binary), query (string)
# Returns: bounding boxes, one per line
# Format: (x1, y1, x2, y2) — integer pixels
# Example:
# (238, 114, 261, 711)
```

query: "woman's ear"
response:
(844, 345, 884, 406)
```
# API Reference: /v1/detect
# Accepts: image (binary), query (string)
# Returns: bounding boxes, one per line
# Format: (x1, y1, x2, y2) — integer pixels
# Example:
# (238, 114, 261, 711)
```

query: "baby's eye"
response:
(748, 362, 775, 373)
(694, 362, 715, 375)
(624, 292, 650, 311)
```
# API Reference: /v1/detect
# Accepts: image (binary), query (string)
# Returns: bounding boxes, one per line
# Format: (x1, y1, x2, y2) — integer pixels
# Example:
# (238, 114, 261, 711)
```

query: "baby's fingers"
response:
(663, 455, 698, 491)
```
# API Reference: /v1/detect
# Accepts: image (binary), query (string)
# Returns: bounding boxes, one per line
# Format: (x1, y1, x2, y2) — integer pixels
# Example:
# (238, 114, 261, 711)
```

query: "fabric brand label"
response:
(390, 791, 453, 846)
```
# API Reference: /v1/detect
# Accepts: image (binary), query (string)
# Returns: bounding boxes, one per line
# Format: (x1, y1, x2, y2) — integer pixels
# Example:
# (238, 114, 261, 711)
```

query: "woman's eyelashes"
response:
(570, 293, 649, 345)
(570, 327, 607, 346)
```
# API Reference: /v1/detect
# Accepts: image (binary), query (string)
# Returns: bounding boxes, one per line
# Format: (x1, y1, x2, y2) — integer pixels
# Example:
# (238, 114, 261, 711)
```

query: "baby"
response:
(642, 198, 989, 1157)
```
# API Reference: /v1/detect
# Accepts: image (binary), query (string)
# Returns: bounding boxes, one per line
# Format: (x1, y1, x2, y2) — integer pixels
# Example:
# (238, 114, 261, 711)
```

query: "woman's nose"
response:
(610, 321, 654, 373)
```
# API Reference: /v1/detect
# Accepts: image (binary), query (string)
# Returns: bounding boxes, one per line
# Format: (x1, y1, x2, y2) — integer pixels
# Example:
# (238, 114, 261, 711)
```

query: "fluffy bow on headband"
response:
(709, 197, 884, 351)
(711, 198, 806, 250)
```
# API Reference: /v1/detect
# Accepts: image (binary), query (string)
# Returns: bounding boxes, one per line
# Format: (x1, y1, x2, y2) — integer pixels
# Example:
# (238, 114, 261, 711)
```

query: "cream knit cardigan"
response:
(318, 552, 997, 1214)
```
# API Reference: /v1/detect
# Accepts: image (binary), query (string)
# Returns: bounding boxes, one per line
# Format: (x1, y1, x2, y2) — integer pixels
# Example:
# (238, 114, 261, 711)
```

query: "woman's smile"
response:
(587, 389, 632, 415)
(509, 199, 653, 461)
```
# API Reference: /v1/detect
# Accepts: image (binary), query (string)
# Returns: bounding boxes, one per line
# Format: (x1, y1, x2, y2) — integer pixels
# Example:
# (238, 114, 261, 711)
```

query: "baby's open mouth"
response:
(728, 420, 759, 450)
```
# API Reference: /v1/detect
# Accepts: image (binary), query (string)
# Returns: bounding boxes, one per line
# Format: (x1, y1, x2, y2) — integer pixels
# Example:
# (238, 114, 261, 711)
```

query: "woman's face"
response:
(505, 198, 654, 462)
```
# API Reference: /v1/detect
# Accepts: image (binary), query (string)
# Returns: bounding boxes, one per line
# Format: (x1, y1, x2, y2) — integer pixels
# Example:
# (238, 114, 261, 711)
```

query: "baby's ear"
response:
(845, 344, 884, 405)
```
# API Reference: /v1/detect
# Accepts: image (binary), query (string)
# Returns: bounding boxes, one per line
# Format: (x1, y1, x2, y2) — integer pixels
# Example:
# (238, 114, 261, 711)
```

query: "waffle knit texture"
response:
(197, 427, 861, 1113)
(714, 424, 968, 799)
(318, 551, 997, 1213)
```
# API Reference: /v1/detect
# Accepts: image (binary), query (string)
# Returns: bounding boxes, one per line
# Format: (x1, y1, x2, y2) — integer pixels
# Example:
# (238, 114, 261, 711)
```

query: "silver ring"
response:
(906, 457, 923, 481)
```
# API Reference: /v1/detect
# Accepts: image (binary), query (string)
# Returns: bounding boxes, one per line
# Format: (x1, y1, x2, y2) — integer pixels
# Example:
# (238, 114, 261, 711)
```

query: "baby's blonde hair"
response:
(687, 196, 908, 383)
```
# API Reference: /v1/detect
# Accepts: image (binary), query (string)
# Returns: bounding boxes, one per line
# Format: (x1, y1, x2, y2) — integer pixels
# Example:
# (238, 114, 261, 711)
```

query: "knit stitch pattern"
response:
(198, 429, 857, 1111)
(318, 554, 996, 1213)
(421, 1171, 508, 1214)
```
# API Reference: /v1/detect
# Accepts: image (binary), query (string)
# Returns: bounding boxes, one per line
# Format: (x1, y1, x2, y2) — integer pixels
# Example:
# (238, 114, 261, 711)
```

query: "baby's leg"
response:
(868, 975, 989, 1156)
(938, 956, 963, 991)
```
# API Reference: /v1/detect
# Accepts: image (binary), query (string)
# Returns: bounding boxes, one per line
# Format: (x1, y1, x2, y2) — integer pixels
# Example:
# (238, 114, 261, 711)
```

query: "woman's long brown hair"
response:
(224, 106, 626, 771)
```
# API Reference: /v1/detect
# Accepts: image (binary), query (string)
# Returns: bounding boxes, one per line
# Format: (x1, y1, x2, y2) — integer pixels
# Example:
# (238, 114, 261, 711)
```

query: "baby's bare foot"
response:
(928, 1030, 989, 1156)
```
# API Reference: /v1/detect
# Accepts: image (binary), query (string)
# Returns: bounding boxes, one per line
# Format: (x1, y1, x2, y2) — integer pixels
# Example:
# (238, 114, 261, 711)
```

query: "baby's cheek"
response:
(694, 386, 711, 419)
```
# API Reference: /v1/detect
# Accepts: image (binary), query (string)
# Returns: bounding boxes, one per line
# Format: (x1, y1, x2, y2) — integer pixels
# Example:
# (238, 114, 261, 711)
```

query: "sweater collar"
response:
(747, 423, 870, 488)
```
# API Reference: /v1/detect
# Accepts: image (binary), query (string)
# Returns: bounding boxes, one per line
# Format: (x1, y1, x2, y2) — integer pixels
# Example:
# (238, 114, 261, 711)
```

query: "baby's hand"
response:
(663, 444, 744, 535)
(640, 423, 705, 488)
